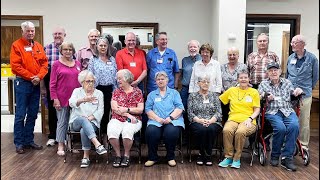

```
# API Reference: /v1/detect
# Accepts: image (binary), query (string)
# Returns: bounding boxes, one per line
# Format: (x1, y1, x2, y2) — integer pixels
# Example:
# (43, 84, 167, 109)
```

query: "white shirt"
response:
(189, 59, 222, 93)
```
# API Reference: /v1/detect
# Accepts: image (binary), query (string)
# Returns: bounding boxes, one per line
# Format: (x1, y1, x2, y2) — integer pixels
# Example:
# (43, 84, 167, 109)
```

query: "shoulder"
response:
(249, 87, 259, 94)
(94, 88, 103, 95)
(305, 51, 318, 61)
(166, 48, 176, 54)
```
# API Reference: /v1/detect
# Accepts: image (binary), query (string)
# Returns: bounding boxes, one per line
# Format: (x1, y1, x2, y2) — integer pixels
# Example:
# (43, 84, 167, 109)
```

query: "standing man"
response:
(41, 27, 66, 146)
(76, 29, 100, 70)
(10, 21, 48, 154)
(247, 33, 280, 89)
(286, 34, 319, 149)
(115, 32, 147, 93)
(146, 32, 179, 94)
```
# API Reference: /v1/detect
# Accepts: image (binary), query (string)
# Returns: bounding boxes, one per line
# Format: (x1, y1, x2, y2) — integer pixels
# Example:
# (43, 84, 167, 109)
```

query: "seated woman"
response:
(107, 69, 144, 168)
(68, 70, 108, 168)
(144, 71, 185, 167)
(218, 69, 260, 169)
(188, 75, 223, 166)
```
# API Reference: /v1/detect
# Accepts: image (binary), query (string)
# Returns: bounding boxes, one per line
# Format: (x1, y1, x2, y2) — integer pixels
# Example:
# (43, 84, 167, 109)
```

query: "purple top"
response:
(50, 60, 81, 107)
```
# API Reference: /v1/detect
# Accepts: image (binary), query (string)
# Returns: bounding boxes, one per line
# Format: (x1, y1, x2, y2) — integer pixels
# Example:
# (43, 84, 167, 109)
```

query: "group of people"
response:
(10, 21, 318, 172)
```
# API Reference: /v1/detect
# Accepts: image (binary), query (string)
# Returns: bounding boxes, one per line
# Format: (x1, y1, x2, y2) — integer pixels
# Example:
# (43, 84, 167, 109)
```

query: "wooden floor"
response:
(1, 133, 319, 180)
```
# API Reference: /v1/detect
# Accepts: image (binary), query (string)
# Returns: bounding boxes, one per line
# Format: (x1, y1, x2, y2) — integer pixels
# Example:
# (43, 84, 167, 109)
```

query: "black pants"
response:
(96, 85, 113, 134)
(44, 70, 58, 139)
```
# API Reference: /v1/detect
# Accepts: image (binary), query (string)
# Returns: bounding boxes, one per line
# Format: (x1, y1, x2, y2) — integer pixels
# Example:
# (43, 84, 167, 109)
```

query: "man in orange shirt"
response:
(10, 21, 48, 154)
(115, 32, 147, 93)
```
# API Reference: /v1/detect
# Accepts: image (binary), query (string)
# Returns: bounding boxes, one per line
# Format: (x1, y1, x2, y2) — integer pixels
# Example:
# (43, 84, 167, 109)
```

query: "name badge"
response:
(245, 96, 252, 102)
(155, 97, 162, 102)
(106, 61, 112, 65)
(290, 59, 297, 65)
(203, 99, 210, 104)
(274, 96, 281, 101)
(157, 58, 163, 64)
(76, 66, 80, 71)
(24, 46, 32, 52)
(130, 62, 136, 67)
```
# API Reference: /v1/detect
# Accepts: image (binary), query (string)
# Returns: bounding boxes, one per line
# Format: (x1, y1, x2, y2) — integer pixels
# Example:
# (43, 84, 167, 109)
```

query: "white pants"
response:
(107, 119, 142, 140)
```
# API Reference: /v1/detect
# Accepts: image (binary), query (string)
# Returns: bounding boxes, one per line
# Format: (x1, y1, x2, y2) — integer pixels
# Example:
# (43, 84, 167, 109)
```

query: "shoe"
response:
(205, 156, 213, 166)
(281, 158, 297, 171)
(196, 155, 204, 166)
(16, 146, 25, 154)
(144, 160, 156, 167)
(168, 160, 176, 167)
(57, 150, 65, 156)
(24, 143, 43, 150)
(80, 158, 90, 168)
(270, 156, 279, 166)
(231, 160, 241, 169)
(218, 158, 233, 168)
(96, 145, 107, 155)
(113, 156, 122, 168)
(120, 156, 130, 167)
(46, 139, 56, 146)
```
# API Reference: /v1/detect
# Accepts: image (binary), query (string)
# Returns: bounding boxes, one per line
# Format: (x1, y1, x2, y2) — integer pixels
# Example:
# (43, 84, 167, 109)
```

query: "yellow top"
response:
(219, 87, 260, 125)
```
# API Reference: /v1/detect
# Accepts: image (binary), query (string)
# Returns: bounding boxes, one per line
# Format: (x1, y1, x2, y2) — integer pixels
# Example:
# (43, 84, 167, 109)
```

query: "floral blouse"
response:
(220, 62, 247, 92)
(187, 91, 222, 127)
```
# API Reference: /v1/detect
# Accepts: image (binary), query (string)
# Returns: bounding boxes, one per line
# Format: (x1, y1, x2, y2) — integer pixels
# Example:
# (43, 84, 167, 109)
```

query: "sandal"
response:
(120, 156, 130, 167)
(113, 156, 121, 168)
(196, 155, 204, 166)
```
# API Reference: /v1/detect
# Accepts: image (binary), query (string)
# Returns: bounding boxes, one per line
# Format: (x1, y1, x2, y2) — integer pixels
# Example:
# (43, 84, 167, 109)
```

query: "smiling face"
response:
(200, 48, 211, 63)
(227, 48, 239, 65)
(156, 34, 168, 50)
(88, 31, 100, 46)
(267, 67, 281, 81)
(97, 39, 108, 55)
(188, 41, 199, 57)
(125, 32, 136, 51)
(156, 74, 168, 89)
(22, 26, 35, 41)
(116, 71, 128, 88)
(83, 75, 95, 92)
(291, 35, 305, 53)
(198, 77, 210, 92)
(60, 44, 74, 59)
(52, 27, 66, 45)
(237, 72, 250, 88)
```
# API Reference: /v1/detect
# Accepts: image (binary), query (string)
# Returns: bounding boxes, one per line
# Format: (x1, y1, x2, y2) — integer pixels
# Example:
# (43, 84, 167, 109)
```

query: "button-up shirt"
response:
(258, 78, 295, 117)
(44, 42, 60, 70)
(286, 50, 319, 98)
(181, 54, 201, 87)
(76, 46, 95, 70)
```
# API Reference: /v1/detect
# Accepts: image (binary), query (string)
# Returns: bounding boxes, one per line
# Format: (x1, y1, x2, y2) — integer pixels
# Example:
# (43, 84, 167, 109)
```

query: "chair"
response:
(64, 126, 102, 163)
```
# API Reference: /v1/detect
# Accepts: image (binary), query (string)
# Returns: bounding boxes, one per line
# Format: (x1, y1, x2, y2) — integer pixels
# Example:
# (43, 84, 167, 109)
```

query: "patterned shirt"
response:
(247, 51, 279, 85)
(44, 42, 60, 70)
(221, 62, 247, 92)
(187, 91, 222, 127)
(258, 78, 295, 117)
(111, 87, 144, 122)
(181, 54, 201, 86)
(88, 56, 117, 90)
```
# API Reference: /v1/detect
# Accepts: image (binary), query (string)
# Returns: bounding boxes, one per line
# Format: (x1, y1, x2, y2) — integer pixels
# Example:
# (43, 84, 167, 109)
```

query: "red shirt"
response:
(115, 48, 147, 80)
(111, 87, 144, 122)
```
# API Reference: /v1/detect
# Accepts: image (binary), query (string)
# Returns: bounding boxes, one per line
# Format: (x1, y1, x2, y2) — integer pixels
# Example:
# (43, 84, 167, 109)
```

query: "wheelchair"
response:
(257, 94, 310, 166)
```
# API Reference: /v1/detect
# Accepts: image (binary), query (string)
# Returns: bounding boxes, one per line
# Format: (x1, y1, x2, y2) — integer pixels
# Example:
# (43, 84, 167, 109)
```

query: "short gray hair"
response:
(155, 32, 167, 41)
(87, 29, 100, 37)
(155, 71, 168, 80)
(197, 74, 210, 82)
(237, 69, 249, 79)
(117, 69, 134, 84)
(78, 70, 96, 84)
(187, 40, 200, 48)
(21, 21, 35, 31)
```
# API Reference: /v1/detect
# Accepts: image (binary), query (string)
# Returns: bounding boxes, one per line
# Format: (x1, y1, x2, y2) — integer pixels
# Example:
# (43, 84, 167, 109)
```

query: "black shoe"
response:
(281, 158, 297, 171)
(270, 156, 279, 166)
(24, 143, 43, 150)
(16, 146, 25, 154)
(120, 156, 130, 167)
(196, 155, 204, 166)
(205, 155, 213, 166)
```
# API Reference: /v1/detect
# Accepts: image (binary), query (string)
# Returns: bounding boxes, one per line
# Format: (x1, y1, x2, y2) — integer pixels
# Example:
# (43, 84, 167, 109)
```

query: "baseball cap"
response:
(267, 62, 280, 70)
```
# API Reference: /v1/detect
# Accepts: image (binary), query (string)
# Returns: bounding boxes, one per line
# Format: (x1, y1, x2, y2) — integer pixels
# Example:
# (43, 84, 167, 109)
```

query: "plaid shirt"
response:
(247, 51, 279, 85)
(258, 78, 295, 117)
(44, 42, 60, 70)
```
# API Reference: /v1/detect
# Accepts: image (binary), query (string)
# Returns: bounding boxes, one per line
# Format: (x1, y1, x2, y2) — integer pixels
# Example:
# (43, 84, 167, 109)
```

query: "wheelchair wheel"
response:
(294, 143, 299, 156)
(302, 148, 310, 166)
(258, 146, 266, 166)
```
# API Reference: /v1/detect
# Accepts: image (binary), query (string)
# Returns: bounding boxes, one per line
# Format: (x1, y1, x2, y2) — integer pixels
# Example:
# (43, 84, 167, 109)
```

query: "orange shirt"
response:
(10, 38, 48, 80)
(115, 48, 147, 80)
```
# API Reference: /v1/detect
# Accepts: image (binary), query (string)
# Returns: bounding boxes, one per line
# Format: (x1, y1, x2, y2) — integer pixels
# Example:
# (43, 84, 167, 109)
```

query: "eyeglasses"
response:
(62, 49, 73, 52)
(199, 80, 210, 84)
(85, 80, 95, 84)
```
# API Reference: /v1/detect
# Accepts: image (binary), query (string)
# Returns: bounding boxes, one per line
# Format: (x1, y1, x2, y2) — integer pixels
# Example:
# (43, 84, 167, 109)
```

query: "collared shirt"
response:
(69, 87, 104, 128)
(189, 59, 222, 93)
(145, 87, 185, 128)
(221, 62, 247, 92)
(111, 87, 144, 122)
(44, 42, 60, 70)
(10, 38, 48, 80)
(286, 50, 319, 98)
(181, 54, 201, 86)
(187, 91, 222, 127)
(88, 56, 117, 90)
(146, 47, 180, 93)
(75, 46, 95, 70)
(116, 48, 147, 81)
(258, 78, 295, 117)
(247, 51, 279, 85)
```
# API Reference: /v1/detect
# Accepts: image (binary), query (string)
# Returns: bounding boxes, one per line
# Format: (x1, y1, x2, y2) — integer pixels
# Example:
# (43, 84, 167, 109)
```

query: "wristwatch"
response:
(249, 117, 253, 121)
(170, 116, 175, 120)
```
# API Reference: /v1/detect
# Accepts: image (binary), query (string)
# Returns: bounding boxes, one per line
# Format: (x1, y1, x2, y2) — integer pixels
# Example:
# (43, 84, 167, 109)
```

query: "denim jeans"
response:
(14, 77, 40, 148)
(265, 111, 299, 159)
(71, 116, 98, 150)
(145, 124, 181, 161)
(180, 86, 189, 111)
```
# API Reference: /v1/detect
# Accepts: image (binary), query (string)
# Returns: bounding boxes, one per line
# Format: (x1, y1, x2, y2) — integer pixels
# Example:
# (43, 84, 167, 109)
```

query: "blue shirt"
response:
(146, 47, 180, 93)
(145, 87, 185, 128)
(181, 54, 201, 86)
(286, 50, 319, 98)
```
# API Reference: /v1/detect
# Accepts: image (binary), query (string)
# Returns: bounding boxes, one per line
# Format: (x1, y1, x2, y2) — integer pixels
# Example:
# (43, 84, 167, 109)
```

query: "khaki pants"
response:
(299, 96, 312, 147)
(223, 120, 256, 161)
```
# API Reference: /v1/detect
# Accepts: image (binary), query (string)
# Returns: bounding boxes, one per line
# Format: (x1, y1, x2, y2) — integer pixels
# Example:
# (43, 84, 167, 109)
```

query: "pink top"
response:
(50, 60, 81, 107)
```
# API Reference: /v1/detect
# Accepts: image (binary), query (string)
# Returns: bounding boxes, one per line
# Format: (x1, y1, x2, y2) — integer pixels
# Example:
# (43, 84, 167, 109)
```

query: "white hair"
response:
(87, 29, 100, 37)
(187, 40, 200, 48)
(21, 21, 35, 31)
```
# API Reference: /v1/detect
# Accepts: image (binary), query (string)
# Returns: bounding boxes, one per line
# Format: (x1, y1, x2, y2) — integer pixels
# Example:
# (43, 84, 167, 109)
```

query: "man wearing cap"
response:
(286, 34, 319, 150)
(258, 62, 303, 171)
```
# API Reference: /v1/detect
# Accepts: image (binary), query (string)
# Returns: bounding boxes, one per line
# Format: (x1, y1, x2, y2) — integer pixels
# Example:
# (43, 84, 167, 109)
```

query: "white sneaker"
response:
(46, 139, 56, 146)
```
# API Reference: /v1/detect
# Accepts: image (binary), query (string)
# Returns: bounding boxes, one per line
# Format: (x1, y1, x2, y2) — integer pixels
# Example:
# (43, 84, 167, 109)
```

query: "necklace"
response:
(238, 89, 247, 101)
